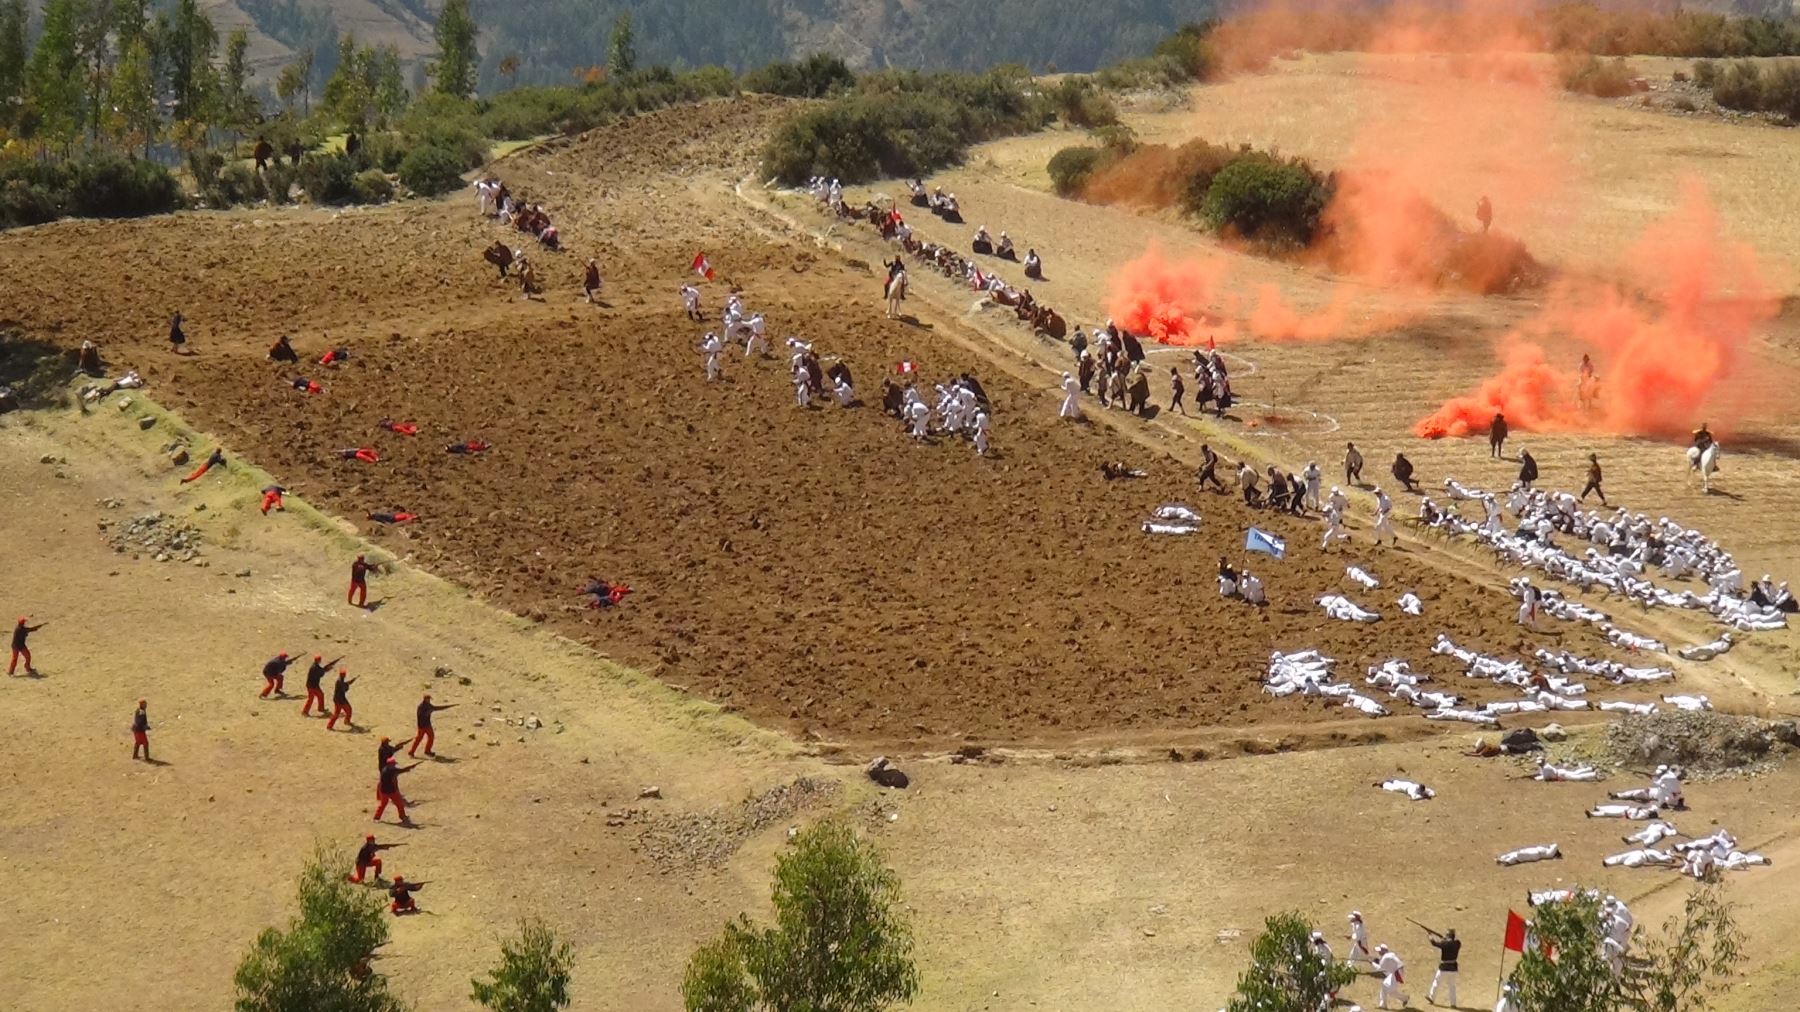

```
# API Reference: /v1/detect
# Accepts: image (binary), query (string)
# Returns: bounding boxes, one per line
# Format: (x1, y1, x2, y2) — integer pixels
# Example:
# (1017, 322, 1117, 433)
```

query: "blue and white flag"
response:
(1245, 527, 1287, 560)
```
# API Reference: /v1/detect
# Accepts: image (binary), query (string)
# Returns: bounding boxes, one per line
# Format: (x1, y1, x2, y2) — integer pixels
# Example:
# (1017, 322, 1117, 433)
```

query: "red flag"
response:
(1503, 910, 1528, 953)
(895, 361, 916, 375)
(690, 252, 715, 281)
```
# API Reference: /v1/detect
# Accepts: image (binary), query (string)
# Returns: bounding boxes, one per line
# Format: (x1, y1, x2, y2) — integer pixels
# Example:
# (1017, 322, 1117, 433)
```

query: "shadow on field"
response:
(0, 326, 72, 412)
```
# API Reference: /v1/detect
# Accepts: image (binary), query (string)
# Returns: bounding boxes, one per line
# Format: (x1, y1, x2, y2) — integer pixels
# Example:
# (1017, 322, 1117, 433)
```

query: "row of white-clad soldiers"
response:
(685, 286, 992, 454)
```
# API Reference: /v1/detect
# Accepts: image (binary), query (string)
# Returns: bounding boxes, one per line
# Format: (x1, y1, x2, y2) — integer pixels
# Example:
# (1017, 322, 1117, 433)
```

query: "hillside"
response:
(216, 0, 1222, 90)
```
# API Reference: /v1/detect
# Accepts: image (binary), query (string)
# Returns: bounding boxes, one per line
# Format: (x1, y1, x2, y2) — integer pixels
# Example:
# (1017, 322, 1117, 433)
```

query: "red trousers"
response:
(7, 647, 28, 674)
(391, 899, 416, 915)
(302, 687, 326, 715)
(327, 702, 352, 730)
(260, 675, 282, 698)
(348, 580, 367, 607)
(408, 728, 434, 756)
(132, 730, 148, 757)
(373, 789, 406, 821)
(349, 858, 382, 883)
(260, 490, 283, 514)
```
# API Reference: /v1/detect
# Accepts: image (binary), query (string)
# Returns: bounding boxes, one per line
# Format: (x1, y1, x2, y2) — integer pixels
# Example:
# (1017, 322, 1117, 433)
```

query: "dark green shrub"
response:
(742, 54, 853, 98)
(1693, 59, 1718, 88)
(204, 163, 267, 208)
(1713, 59, 1765, 110)
(1154, 22, 1217, 81)
(1199, 153, 1326, 247)
(64, 156, 181, 219)
(1763, 61, 1800, 120)
(351, 168, 394, 204)
(264, 162, 298, 204)
(1047, 145, 1108, 197)
(0, 177, 60, 228)
(398, 145, 466, 196)
(298, 152, 358, 204)
(1052, 77, 1119, 128)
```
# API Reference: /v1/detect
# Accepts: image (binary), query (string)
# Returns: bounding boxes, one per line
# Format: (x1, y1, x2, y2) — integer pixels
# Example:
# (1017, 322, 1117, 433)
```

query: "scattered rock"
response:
(524, 715, 542, 730)
(117, 397, 131, 410)
(1606, 711, 1800, 780)
(192, 503, 206, 512)
(137, 416, 155, 430)
(636, 777, 839, 872)
(38, 453, 58, 464)
(235, 568, 251, 578)
(1540, 723, 1569, 743)
(638, 786, 662, 799)
(168, 448, 189, 466)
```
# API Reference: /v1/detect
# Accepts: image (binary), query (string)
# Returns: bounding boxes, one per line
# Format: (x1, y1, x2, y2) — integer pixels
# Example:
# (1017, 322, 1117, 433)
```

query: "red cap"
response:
(384, 757, 396, 765)
(365, 834, 375, 842)
(380, 736, 390, 744)
(137, 699, 146, 707)
(278, 652, 288, 658)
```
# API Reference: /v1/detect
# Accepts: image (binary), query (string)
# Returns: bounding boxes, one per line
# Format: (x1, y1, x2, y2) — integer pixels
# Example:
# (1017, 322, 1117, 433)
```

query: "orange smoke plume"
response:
(1246, 284, 1351, 342)
(1105, 243, 1238, 346)
(1416, 180, 1776, 440)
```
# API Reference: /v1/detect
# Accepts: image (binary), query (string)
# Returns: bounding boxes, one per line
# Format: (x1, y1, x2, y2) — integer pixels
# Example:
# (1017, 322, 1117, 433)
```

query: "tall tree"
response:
(607, 12, 636, 76)
(470, 919, 575, 1012)
(233, 846, 406, 1012)
(166, 0, 219, 125)
(72, 0, 115, 143)
(28, 0, 87, 150)
(109, 34, 158, 157)
(0, 0, 27, 129)
(276, 49, 315, 117)
(430, 0, 478, 98)
(219, 27, 257, 143)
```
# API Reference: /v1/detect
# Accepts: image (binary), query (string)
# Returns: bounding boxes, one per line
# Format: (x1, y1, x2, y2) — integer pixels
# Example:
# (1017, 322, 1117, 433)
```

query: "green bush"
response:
(264, 162, 298, 204)
(233, 846, 405, 1012)
(204, 163, 268, 208)
(1760, 61, 1800, 120)
(1694, 58, 1719, 88)
(357, 132, 410, 173)
(761, 68, 1050, 184)
(398, 145, 467, 197)
(297, 152, 358, 204)
(351, 169, 394, 204)
(1562, 55, 1638, 98)
(0, 177, 60, 228)
(62, 156, 181, 219)
(1199, 153, 1327, 247)
(1713, 59, 1765, 110)
(1047, 145, 1109, 197)
(742, 54, 855, 98)
(1154, 22, 1217, 81)
(1052, 77, 1119, 128)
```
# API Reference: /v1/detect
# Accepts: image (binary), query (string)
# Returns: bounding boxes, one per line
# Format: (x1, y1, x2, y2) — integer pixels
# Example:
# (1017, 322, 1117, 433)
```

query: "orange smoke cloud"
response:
(1105, 243, 1238, 346)
(1416, 180, 1776, 440)
(1246, 284, 1351, 342)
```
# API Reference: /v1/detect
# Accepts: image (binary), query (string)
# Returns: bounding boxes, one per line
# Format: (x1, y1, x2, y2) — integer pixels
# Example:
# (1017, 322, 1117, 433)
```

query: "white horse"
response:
(1687, 442, 1721, 493)
(885, 270, 908, 320)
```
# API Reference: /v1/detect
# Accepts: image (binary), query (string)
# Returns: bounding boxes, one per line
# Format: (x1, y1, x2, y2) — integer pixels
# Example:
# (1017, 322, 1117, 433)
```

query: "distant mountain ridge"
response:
(188, 0, 1798, 94)
(210, 0, 1224, 91)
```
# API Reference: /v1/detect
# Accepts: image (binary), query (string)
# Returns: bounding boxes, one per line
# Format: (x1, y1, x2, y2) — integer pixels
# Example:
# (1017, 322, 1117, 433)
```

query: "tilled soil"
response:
(1, 98, 1653, 748)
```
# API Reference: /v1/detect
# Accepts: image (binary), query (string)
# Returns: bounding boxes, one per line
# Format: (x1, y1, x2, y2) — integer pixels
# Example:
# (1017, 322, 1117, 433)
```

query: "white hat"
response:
(1349, 911, 1362, 920)
(1376, 943, 1389, 953)
(1311, 931, 1325, 941)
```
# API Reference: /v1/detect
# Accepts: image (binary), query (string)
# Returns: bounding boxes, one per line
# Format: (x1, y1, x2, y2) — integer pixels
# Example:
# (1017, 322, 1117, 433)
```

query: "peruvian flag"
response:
(1503, 910, 1528, 953)
(895, 361, 917, 375)
(690, 252, 715, 281)
(970, 268, 987, 290)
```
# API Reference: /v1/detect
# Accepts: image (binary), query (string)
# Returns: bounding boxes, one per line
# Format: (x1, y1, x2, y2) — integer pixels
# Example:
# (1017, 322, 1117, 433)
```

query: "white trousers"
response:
(1379, 975, 1408, 1008)
(1430, 969, 1456, 1006)
(704, 355, 720, 380)
(1059, 394, 1081, 419)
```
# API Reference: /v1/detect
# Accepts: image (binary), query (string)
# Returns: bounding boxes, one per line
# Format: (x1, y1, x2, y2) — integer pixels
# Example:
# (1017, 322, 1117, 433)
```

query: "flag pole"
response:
(1495, 940, 1507, 1005)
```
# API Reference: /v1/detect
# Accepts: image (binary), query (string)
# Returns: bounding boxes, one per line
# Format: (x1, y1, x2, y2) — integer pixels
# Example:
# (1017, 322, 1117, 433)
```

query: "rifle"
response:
(1406, 916, 1442, 937)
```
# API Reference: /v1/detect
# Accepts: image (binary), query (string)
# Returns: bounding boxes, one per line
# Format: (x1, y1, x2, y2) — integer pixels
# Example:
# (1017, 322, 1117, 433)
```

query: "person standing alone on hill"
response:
(348, 554, 375, 608)
(10, 617, 43, 675)
(1476, 195, 1493, 234)
(1581, 452, 1607, 506)
(1344, 441, 1364, 486)
(130, 699, 151, 760)
(583, 258, 603, 304)
(167, 311, 189, 355)
(1518, 448, 1539, 489)
(1489, 411, 1509, 459)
